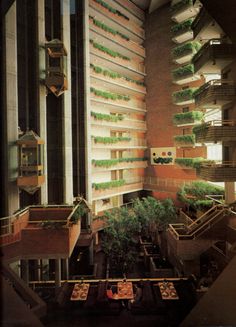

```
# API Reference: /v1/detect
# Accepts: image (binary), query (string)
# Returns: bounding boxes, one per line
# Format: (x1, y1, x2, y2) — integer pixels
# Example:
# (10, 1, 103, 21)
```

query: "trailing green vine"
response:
(173, 111, 204, 125)
(90, 87, 130, 101)
(171, 18, 193, 34)
(91, 111, 124, 122)
(172, 41, 201, 58)
(172, 87, 198, 103)
(92, 157, 146, 168)
(94, 0, 129, 21)
(93, 136, 131, 144)
(90, 16, 129, 40)
(175, 157, 205, 169)
(92, 179, 126, 190)
(174, 134, 195, 144)
(172, 64, 195, 79)
(90, 64, 145, 86)
(90, 39, 130, 61)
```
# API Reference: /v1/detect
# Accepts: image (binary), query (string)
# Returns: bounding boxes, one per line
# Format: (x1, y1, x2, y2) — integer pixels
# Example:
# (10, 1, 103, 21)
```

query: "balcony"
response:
(92, 158, 147, 172)
(173, 111, 204, 126)
(89, 0, 144, 39)
(174, 134, 196, 148)
(197, 161, 236, 182)
(192, 7, 223, 42)
(172, 87, 197, 105)
(172, 41, 201, 64)
(91, 114, 147, 131)
(194, 79, 236, 109)
(170, 0, 202, 23)
(0, 205, 82, 257)
(172, 63, 201, 85)
(175, 157, 204, 169)
(193, 120, 236, 143)
(89, 16, 145, 58)
(92, 179, 144, 200)
(192, 39, 236, 74)
(90, 65, 146, 95)
(92, 137, 147, 149)
(171, 18, 194, 44)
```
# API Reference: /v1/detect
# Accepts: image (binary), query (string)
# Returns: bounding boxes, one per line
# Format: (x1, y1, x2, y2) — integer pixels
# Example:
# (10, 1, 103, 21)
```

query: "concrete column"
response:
(89, 241, 94, 265)
(55, 259, 61, 288)
(225, 182, 235, 204)
(41, 259, 49, 281)
(84, 0, 92, 206)
(38, 0, 48, 204)
(61, 0, 73, 205)
(21, 260, 29, 285)
(61, 258, 69, 280)
(5, 2, 19, 215)
(37, 259, 41, 281)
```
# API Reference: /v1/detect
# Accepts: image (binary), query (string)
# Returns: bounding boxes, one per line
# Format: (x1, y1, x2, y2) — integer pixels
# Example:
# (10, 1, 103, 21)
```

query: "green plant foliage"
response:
(177, 181, 224, 209)
(173, 111, 204, 125)
(94, 0, 129, 21)
(174, 134, 196, 144)
(172, 87, 198, 103)
(175, 157, 205, 169)
(90, 16, 129, 40)
(90, 87, 130, 101)
(171, 18, 193, 34)
(192, 123, 209, 135)
(172, 64, 195, 79)
(172, 41, 201, 58)
(70, 204, 88, 224)
(92, 157, 146, 168)
(90, 64, 145, 86)
(91, 111, 124, 122)
(92, 179, 125, 190)
(93, 136, 131, 144)
(90, 40, 130, 61)
(170, 0, 192, 12)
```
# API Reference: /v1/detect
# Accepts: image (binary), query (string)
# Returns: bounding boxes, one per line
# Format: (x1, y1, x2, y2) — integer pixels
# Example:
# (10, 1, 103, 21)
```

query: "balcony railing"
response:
(172, 41, 201, 64)
(172, 63, 200, 85)
(197, 161, 236, 182)
(92, 179, 144, 200)
(171, 18, 194, 43)
(193, 120, 236, 143)
(192, 7, 222, 41)
(194, 79, 236, 109)
(192, 39, 236, 74)
(170, 0, 202, 23)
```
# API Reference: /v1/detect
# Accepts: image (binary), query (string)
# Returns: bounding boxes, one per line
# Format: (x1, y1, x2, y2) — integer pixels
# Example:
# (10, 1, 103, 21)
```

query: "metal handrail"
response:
(194, 79, 234, 97)
(200, 161, 236, 167)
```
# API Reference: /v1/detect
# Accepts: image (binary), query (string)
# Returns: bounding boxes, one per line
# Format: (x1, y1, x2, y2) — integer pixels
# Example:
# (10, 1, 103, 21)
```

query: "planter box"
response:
(149, 257, 174, 278)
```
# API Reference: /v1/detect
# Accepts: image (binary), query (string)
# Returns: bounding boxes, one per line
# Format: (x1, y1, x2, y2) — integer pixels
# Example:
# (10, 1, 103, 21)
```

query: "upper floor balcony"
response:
(89, 16, 145, 58)
(193, 120, 236, 143)
(89, 0, 144, 40)
(90, 64, 146, 95)
(91, 112, 146, 131)
(91, 136, 147, 149)
(194, 79, 236, 109)
(0, 205, 83, 258)
(170, 0, 202, 24)
(92, 178, 144, 200)
(90, 40, 145, 75)
(172, 41, 201, 65)
(192, 7, 223, 42)
(172, 63, 201, 85)
(171, 18, 194, 44)
(92, 158, 147, 172)
(172, 87, 197, 105)
(197, 161, 236, 182)
(192, 39, 236, 74)
(173, 110, 204, 127)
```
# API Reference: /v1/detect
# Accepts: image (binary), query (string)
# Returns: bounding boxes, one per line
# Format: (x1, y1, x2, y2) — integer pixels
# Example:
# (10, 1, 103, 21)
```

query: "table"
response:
(70, 283, 90, 301)
(158, 281, 179, 300)
(114, 281, 134, 300)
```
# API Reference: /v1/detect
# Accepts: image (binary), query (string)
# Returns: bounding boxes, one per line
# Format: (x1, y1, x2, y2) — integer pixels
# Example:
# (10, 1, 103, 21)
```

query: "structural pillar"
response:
(225, 182, 235, 204)
(61, 258, 69, 280)
(89, 241, 94, 265)
(21, 260, 29, 285)
(61, 0, 73, 205)
(4, 2, 19, 215)
(55, 259, 61, 288)
(38, 0, 48, 204)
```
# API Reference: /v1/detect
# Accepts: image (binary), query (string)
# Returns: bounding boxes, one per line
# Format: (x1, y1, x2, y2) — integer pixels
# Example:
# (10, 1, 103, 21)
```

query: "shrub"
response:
(91, 111, 124, 122)
(173, 111, 204, 125)
(172, 64, 195, 79)
(90, 87, 130, 101)
(172, 87, 198, 103)
(175, 157, 205, 169)
(92, 179, 125, 190)
(90, 40, 130, 61)
(93, 136, 131, 144)
(171, 18, 193, 34)
(174, 134, 195, 144)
